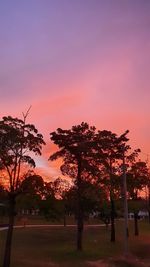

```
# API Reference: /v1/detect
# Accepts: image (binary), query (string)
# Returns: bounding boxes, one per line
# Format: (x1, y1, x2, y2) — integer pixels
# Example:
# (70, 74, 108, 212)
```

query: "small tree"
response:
(17, 173, 45, 215)
(0, 114, 45, 267)
(147, 171, 150, 223)
(50, 178, 71, 226)
(40, 178, 70, 223)
(64, 179, 103, 224)
(21, 173, 45, 197)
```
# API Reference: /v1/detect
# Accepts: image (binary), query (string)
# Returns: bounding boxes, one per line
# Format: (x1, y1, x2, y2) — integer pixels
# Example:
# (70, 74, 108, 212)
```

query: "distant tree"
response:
(49, 177, 71, 226)
(17, 173, 45, 214)
(21, 172, 45, 196)
(38, 179, 67, 222)
(64, 179, 103, 223)
(126, 160, 149, 236)
(95, 130, 130, 242)
(0, 113, 45, 267)
(49, 177, 71, 199)
(39, 196, 61, 221)
(49, 122, 98, 250)
(144, 168, 150, 224)
(0, 185, 7, 219)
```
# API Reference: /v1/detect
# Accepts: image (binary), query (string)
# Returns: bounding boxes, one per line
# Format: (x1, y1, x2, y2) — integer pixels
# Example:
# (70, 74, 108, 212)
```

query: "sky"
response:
(0, 0, 150, 179)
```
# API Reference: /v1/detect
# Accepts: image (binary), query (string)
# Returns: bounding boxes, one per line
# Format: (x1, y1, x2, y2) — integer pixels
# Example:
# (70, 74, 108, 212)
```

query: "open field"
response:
(0, 220, 150, 267)
(0, 215, 104, 227)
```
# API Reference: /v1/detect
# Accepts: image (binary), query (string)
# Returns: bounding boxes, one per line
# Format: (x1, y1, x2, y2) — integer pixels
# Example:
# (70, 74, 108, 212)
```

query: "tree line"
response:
(0, 115, 150, 267)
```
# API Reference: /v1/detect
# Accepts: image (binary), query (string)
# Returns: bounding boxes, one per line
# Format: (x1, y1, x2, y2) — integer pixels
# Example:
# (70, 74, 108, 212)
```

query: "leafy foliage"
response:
(0, 115, 45, 192)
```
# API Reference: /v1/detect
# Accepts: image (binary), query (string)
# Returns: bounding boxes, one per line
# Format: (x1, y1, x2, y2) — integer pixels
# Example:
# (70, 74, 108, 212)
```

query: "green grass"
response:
(1, 214, 106, 226)
(14, 214, 105, 226)
(0, 220, 150, 267)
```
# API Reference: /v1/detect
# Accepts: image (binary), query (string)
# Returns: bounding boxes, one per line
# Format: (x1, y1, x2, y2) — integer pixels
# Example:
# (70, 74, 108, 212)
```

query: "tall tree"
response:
(126, 160, 149, 235)
(0, 114, 45, 267)
(49, 122, 97, 250)
(95, 130, 130, 242)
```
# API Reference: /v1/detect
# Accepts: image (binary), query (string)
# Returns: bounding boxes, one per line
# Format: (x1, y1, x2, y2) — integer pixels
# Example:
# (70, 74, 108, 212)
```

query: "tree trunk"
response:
(77, 159, 83, 251)
(104, 216, 110, 230)
(134, 212, 139, 236)
(109, 160, 115, 242)
(3, 194, 16, 267)
(110, 197, 115, 242)
(77, 210, 83, 250)
(148, 211, 150, 224)
(148, 187, 150, 224)
(63, 213, 66, 227)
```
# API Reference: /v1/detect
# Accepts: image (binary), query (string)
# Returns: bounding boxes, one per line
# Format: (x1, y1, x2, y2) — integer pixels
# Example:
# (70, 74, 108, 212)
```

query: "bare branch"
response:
(22, 105, 32, 123)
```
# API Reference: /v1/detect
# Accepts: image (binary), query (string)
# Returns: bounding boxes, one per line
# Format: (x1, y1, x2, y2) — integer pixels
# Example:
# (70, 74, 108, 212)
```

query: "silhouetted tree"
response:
(95, 130, 130, 242)
(64, 179, 103, 223)
(50, 178, 71, 225)
(0, 114, 45, 267)
(0, 185, 7, 220)
(39, 179, 69, 222)
(143, 168, 150, 224)
(17, 173, 45, 214)
(21, 172, 44, 196)
(127, 160, 149, 236)
(49, 122, 97, 250)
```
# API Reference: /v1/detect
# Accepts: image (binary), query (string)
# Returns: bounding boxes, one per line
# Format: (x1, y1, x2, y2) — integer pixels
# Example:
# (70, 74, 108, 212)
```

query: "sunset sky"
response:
(0, 1, 150, 178)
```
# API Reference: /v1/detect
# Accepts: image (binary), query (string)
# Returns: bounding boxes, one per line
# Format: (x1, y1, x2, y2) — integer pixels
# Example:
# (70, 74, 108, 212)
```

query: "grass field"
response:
(0, 220, 150, 267)
(0, 214, 102, 227)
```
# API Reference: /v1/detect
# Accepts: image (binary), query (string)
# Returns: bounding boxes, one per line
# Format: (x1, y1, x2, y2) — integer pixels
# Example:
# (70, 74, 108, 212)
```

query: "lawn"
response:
(0, 220, 150, 267)
(0, 214, 108, 227)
